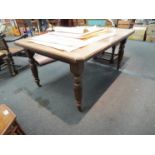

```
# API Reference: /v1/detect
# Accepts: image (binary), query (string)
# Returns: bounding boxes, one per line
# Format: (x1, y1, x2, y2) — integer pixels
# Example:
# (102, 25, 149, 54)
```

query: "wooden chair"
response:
(31, 20, 40, 34)
(34, 53, 56, 66)
(29, 32, 56, 66)
(15, 19, 32, 36)
(15, 19, 41, 36)
(0, 51, 17, 76)
(48, 19, 86, 27)
(0, 33, 28, 75)
(0, 104, 25, 135)
(0, 29, 55, 75)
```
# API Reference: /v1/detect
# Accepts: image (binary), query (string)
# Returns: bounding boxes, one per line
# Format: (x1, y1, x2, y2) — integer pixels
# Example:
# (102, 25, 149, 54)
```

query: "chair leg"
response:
(14, 120, 25, 135)
(0, 59, 4, 71)
(8, 54, 18, 75)
(5, 57, 16, 76)
(5, 58, 14, 76)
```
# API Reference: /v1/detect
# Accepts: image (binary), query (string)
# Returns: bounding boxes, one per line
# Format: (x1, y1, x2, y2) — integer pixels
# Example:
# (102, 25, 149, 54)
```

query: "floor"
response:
(0, 40, 155, 134)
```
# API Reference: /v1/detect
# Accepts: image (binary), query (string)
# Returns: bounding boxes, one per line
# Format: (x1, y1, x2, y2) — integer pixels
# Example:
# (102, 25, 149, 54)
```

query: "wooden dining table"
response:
(15, 27, 134, 112)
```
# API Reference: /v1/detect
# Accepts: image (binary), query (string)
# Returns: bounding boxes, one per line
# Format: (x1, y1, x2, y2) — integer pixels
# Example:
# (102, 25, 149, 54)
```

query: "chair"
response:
(34, 53, 56, 66)
(0, 50, 17, 76)
(16, 19, 40, 36)
(31, 20, 40, 34)
(0, 33, 28, 76)
(27, 31, 56, 66)
(0, 104, 25, 135)
(48, 19, 86, 27)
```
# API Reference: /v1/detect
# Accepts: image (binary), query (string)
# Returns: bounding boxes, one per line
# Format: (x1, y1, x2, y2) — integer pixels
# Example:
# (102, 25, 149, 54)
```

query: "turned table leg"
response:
(117, 39, 127, 70)
(110, 45, 116, 64)
(26, 50, 41, 87)
(70, 62, 84, 112)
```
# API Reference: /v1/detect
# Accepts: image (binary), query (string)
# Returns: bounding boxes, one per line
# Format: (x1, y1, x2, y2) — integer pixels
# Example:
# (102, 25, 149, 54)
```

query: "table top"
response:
(15, 28, 134, 64)
(0, 104, 16, 134)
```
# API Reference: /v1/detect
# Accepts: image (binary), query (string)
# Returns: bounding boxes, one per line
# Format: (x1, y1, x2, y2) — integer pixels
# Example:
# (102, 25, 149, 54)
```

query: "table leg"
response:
(117, 39, 127, 70)
(26, 50, 41, 87)
(70, 62, 84, 112)
(110, 45, 116, 64)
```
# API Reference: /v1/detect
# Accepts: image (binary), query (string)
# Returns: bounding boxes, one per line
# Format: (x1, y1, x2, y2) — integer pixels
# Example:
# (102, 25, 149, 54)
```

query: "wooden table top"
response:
(15, 28, 134, 64)
(0, 104, 16, 134)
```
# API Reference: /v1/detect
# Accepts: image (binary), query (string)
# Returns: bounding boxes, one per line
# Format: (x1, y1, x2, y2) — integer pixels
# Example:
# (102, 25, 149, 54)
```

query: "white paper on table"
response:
(54, 26, 104, 34)
(32, 34, 84, 46)
(30, 40, 82, 52)
(47, 26, 105, 39)
(30, 31, 116, 52)
(48, 31, 84, 39)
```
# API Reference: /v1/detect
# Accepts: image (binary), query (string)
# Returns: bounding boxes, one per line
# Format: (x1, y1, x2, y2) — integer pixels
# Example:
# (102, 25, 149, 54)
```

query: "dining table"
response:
(15, 27, 134, 112)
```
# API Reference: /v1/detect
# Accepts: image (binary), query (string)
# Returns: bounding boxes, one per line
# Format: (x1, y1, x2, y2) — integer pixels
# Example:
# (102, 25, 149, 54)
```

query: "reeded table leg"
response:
(26, 50, 41, 87)
(117, 39, 127, 70)
(70, 62, 84, 112)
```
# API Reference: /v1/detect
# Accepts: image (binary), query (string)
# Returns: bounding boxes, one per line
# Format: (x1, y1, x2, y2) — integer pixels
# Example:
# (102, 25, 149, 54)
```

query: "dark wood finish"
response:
(117, 39, 127, 70)
(70, 62, 84, 112)
(5, 54, 17, 76)
(26, 50, 42, 87)
(0, 52, 17, 76)
(16, 19, 28, 33)
(0, 35, 16, 76)
(7, 53, 18, 75)
(13, 120, 25, 135)
(55, 19, 86, 27)
(110, 45, 116, 64)
(59, 19, 75, 27)
(0, 33, 27, 76)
